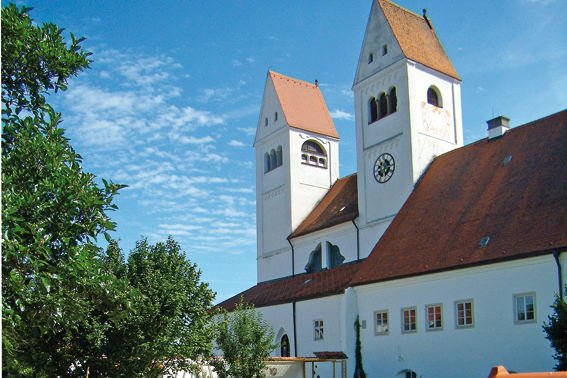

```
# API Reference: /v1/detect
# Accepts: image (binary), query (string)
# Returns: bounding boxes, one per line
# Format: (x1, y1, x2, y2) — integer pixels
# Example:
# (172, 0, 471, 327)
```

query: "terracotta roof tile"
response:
(289, 174, 358, 239)
(270, 71, 340, 139)
(378, 0, 460, 80)
(351, 109, 567, 286)
(216, 261, 363, 311)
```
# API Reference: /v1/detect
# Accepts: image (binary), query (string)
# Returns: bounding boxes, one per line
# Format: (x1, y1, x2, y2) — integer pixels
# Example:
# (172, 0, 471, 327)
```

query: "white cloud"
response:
(228, 140, 246, 147)
(179, 136, 215, 144)
(329, 109, 354, 121)
(238, 127, 256, 136)
(246, 57, 256, 63)
(232, 60, 242, 67)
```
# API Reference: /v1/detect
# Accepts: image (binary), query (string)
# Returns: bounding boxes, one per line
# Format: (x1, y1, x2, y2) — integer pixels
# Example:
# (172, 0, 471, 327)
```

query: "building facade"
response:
(218, 1, 567, 377)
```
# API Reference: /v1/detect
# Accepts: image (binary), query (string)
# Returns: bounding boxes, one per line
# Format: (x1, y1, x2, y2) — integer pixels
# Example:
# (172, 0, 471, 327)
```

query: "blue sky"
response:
(6, 0, 566, 303)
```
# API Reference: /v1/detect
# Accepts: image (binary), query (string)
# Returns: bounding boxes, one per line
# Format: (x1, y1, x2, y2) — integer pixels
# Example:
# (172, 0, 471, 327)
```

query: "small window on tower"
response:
(274, 112, 278, 121)
(427, 87, 442, 107)
(368, 53, 374, 63)
(265, 117, 268, 126)
(382, 44, 388, 56)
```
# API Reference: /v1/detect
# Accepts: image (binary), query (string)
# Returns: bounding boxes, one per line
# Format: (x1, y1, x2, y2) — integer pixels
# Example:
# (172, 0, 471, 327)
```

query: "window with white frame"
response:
(455, 300, 474, 328)
(514, 293, 536, 324)
(401, 307, 417, 333)
(314, 319, 324, 340)
(426, 304, 443, 331)
(374, 310, 389, 335)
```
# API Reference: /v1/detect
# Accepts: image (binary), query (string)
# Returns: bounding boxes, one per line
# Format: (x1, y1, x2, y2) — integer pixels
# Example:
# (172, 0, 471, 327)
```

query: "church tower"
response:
(254, 71, 340, 282)
(353, 0, 463, 256)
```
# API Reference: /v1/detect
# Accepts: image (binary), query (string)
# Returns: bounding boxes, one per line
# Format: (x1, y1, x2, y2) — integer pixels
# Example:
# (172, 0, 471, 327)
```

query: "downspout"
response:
(553, 251, 563, 300)
(288, 238, 295, 276)
(293, 301, 298, 357)
(352, 220, 360, 261)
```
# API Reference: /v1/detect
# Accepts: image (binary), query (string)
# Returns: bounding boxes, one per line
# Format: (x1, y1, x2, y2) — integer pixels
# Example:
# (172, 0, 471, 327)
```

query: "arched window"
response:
(369, 97, 378, 124)
(270, 149, 277, 170)
(276, 145, 283, 167)
(302, 140, 325, 155)
(427, 87, 441, 107)
(301, 140, 328, 168)
(379, 93, 388, 119)
(305, 243, 322, 273)
(280, 334, 290, 357)
(264, 152, 270, 173)
(327, 242, 345, 269)
(368, 53, 374, 63)
(389, 87, 397, 114)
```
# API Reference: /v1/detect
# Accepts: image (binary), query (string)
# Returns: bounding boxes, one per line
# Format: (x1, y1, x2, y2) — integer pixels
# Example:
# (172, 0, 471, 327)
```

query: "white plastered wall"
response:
(407, 62, 463, 183)
(354, 255, 559, 378)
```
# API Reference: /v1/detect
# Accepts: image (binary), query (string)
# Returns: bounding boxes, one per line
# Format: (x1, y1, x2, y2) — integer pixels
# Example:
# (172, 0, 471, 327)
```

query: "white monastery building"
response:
(218, 0, 567, 377)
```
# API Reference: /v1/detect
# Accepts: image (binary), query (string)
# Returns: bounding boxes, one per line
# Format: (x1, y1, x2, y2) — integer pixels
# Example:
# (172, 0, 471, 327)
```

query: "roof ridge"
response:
(379, 0, 423, 21)
(269, 70, 318, 89)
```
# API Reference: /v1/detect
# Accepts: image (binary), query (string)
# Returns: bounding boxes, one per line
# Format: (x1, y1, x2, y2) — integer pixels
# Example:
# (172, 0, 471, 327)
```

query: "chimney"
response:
(487, 116, 510, 139)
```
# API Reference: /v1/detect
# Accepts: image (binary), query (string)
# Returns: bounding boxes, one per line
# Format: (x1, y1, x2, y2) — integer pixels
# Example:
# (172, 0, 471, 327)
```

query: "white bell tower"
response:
(254, 71, 340, 282)
(352, 0, 464, 257)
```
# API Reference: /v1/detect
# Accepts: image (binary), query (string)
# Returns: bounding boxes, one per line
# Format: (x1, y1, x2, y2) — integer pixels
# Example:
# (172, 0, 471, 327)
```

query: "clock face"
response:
(374, 153, 395, 183)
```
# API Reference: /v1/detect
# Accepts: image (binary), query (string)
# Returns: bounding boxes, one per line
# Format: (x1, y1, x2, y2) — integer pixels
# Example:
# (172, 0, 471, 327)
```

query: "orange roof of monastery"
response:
(289, 174, 358, 239)
(269, 71, 339, 139)
(378, 0, 460, 80)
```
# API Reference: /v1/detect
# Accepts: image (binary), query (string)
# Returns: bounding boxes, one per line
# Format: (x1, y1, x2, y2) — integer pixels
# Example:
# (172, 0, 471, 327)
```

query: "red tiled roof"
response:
(289, 174, 358, 239)
(378, 0, 460, 80)
(270, 71, 340, 139)
(216, 261, 363, 311)
(351, 109, 567, 286)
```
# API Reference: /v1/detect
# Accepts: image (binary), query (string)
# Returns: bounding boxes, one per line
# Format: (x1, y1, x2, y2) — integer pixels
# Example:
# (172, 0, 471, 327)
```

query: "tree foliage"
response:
(2, 4, 217, 376)
(99, 237, 216, 377)
(1, 3, 125, 375)
(543, 287, 567, 371)
(211, 300, 277, 378)
(1, 2, 91, 116)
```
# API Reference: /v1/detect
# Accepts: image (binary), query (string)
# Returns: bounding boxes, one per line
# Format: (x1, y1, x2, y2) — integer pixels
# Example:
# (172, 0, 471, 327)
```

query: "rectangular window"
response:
(514, 293, 536, 324)
(314, 319, 324, 340)
(374, 310, 389, 335)
(426, 304, 443, 331)
(401, 307, 417, 333)
(455, 300, 474, 328)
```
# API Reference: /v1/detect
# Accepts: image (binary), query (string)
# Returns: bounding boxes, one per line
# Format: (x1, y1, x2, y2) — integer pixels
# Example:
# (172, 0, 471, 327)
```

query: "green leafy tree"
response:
(543, 287, 567, 371)
(99, 237, 216, 377)
(211, 300, 277, 378)
(2, 3, 126, 376)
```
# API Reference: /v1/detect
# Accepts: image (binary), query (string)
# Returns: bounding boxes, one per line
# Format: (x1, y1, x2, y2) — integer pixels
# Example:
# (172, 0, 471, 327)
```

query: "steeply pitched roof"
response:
(289, 174, 358, 239)
(269, 71, 339, 139)
(351, 109, 567, 286)
(217, 261, 363, 311)
(378, 0, 460, 80)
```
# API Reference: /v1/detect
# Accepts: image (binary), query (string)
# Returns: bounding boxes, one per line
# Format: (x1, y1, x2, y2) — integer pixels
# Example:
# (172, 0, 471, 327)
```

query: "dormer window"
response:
(382, 44, 388, 56)
(368, 53, 374, 63)
(427, 86, 442, 107)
